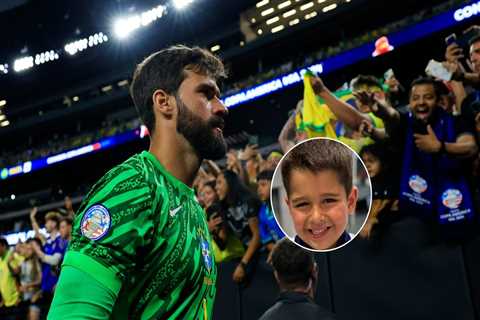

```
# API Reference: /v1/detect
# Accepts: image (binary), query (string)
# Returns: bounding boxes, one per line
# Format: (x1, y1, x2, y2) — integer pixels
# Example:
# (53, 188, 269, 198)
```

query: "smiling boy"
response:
(281, 138, 358, 251)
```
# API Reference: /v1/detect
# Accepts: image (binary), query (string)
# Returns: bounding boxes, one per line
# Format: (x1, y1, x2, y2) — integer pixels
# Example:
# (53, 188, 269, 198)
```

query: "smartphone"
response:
(458, 28, 480, 50)
(384, 68, 395, 80)
(445, 33, 457, 46)
(248, 135, 259, 145)
(412, 118, 428, 135)
(425, 59, 452, 81)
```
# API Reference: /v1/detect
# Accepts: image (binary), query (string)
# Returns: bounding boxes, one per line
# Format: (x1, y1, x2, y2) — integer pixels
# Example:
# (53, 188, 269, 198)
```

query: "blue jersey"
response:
(258, 203, 285, 245)
(41, 233, 66, 293)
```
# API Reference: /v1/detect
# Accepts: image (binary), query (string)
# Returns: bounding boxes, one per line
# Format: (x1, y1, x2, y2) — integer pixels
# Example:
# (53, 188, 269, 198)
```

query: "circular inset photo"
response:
(270, 138, 372, 252)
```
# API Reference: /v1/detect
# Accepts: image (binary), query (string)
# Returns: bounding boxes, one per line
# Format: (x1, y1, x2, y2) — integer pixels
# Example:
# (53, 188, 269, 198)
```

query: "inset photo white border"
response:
(270, 137, 373, 252)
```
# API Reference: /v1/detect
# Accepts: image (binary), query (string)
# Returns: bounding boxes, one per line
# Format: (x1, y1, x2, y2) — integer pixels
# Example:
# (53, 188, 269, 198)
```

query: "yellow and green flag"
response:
(297, 72, 354, 139)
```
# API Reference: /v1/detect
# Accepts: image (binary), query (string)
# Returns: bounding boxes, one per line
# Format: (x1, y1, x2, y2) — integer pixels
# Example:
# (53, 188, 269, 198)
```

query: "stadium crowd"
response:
(0, 0, 465, 170)
(1, 16, 480, 320)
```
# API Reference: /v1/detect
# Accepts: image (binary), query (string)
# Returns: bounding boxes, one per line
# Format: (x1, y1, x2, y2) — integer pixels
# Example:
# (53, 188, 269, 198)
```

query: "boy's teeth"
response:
(312, 227, 327, 234)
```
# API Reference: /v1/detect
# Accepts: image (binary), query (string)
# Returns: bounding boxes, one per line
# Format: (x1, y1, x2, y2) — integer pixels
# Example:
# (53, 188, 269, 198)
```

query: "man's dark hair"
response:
(358, 142, 390, 165)
(257, 170, 274, 181)
(60, 216, 73, 226)
(203, 180, 216, 190)
(0, 237, 8, 248)
(271, 238, 315, 290)
(359, 142, 392, 174)
(350, 75, 383, 92)
(130, 45, 226, 134)
(409, 76, 440, 98)
(281, 139, 353, 195)
(469, 34, 480, 47)
(27, 238, 42, 248)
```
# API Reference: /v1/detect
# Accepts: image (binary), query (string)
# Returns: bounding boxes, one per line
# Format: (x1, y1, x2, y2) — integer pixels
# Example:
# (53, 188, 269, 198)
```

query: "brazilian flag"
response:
(296, 71, 354, 139)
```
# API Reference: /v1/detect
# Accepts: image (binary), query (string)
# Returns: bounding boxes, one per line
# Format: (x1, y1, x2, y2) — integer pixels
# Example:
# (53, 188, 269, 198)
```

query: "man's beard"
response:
(176, 96, 227, 160)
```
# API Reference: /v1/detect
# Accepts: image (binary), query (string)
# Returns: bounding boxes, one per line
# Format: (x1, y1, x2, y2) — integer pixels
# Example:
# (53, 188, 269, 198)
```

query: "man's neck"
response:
(149, 131, 201, 187)
(281, 286, 314, 299)
(50, 230, 58, 239)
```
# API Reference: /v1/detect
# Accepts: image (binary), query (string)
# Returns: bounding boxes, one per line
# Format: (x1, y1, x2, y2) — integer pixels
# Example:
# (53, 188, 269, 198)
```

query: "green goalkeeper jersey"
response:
(50, 151, 217, 319)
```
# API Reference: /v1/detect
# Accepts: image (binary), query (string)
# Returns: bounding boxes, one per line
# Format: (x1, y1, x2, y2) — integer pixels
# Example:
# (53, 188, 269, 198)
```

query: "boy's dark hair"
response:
(130, 45, 226, 134)
(0, 237, 8, 247)
(271, 238, 315, 290)
(409, 76, 440, 99)
(257, 170, 274, 181)
(350, 75, 383, 91)
(281, 139, 353, 195)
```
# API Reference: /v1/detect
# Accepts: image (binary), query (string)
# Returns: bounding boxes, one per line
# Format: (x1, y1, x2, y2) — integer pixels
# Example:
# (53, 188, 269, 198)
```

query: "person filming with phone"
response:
(357, 75, 478, 237)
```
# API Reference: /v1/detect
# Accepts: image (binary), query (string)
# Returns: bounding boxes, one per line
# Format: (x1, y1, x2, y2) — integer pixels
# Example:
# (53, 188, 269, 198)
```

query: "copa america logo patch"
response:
(408, 175, 428, 194)
(200, 237, 213, 272)
(81, 204, 111, 241)
(442, 189, 463, 209)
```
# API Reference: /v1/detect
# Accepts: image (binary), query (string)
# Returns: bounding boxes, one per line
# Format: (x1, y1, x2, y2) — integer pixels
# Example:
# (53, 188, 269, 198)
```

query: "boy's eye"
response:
(294, 202, 309, 208)
(323, 198, 337, 204)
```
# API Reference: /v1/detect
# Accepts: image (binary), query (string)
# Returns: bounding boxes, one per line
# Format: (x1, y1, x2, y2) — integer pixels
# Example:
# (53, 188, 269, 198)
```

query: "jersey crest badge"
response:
(81, 204, 111, 241)
(200, 236, 213, 272)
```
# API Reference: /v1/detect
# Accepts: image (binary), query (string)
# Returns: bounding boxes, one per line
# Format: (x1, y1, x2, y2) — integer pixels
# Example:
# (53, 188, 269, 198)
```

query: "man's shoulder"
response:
(96, 152, 157, 191)
(259, 299, 336, 320)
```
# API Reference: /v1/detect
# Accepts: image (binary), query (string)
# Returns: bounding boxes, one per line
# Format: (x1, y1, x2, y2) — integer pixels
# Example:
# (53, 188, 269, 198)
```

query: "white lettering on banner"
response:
(47, 145, 94, 164)
(281, 72, 301, 86)
(4, 230, 45, 245)
(401, 191, 431, 206)
(440, 208, 470, 222)
(309, 63, 324, 74)
(224, 79, 283, 107)
(22, 161, 32, 173)
(454, 1, 480, 21)
(223, 63, 323, 107)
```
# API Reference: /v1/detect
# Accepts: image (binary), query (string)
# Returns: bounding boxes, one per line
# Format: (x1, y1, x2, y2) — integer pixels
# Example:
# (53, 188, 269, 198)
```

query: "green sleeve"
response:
(67, 163, 154, 281)
(47, 266, 117, 320)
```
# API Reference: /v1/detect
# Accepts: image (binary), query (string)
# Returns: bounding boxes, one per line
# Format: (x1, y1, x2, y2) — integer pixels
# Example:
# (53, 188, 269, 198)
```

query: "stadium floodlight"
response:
(34, 50, 59, 65)
(65, 33, 106, 55)
(13, 56, 34, 72)
(10, 194, 15, 200)
(0, 120, 9, 127)
(271, 25, 284, 33)
(300, 2, 314, 11)
(114, 16, 141, 39)
(0, 115, 5, 121)
(0, 64, 8, 74)
(114, 5, 166, 39)
(0, 100, 6, 107)
(322, 3, 337, 12)
(172, 0, 194, 10)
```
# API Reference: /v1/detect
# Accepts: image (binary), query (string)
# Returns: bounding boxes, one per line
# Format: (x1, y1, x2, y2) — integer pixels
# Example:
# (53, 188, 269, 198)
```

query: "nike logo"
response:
(169, 206, 182, 217)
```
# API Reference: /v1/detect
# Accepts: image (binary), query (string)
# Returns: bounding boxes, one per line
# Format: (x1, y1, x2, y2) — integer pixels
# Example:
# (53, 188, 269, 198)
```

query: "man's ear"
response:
(347, 186, 358, 215)
(152, 89, 175, 119)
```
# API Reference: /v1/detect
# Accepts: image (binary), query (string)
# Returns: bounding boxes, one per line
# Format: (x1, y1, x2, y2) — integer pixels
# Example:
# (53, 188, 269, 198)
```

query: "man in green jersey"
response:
(48, 45, 228, 319)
